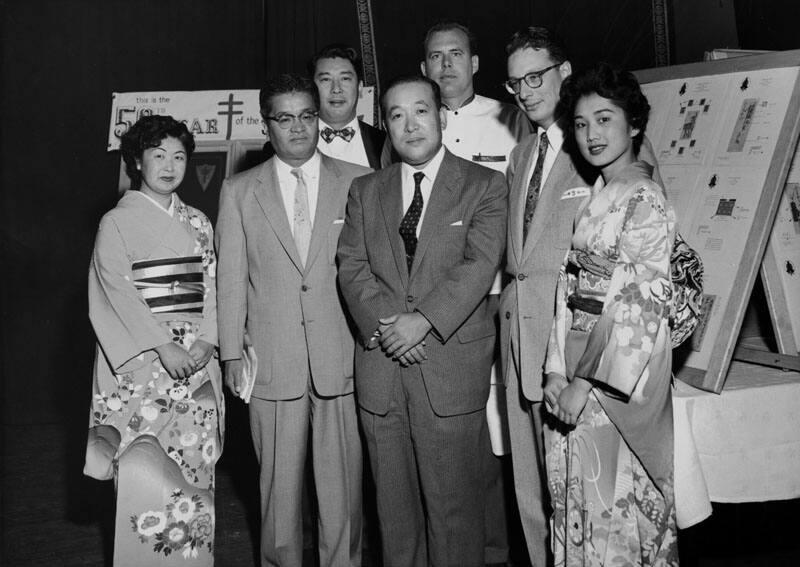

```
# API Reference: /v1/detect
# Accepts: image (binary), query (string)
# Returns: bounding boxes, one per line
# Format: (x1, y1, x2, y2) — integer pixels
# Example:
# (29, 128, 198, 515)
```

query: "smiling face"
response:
(314, 56, 362, 128)
(266, 91, 319, 167)
(384, 80, 446, 169)
(421, 28, 478, 107)
(136, 136, 187, 205)
(506, 46, 570, 129)
(573, 92, 639, 181)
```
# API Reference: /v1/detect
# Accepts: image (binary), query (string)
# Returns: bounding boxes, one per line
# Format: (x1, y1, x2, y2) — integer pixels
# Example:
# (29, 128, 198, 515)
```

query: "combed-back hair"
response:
(259, 73, 319, 119)
(380, 74, 443, 116)
(423, 21, 477, 56)
(505, 26, 568, 64)
(308, 43, 363, 80)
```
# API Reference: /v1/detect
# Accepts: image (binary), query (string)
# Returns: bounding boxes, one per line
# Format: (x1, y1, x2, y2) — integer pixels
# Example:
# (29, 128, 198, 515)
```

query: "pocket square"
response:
(333, 219, 345, 224)
(450, 220, 464, 226)
(561, 187, 591, 200)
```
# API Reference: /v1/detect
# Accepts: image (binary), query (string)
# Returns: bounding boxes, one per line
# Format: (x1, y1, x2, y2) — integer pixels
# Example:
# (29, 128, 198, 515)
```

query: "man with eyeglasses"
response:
(498, 27, 593, 566)
(420, 20, 532, 567)
(216, 73, 370, 567)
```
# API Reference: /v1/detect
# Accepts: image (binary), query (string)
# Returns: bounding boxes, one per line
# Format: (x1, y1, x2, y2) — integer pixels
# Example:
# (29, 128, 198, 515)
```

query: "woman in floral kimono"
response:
(542, 63, 678, 566)
(84, 115, 224, 566)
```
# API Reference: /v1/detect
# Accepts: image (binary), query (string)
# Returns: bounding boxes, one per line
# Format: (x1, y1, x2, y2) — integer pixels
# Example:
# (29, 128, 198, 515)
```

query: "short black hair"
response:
(120, 115, 195, 190)
(308, 43, 363, 81)
(558, 62, 650, 153)
(380, 74, 442, 117)
(505, 26, 568, 64)
(259, 73, 319, 119)
(423, 21, 477, 56)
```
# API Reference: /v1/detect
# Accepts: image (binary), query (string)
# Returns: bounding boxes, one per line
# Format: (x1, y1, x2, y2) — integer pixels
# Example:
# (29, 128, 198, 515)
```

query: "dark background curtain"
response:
(0, 0, 797, 426)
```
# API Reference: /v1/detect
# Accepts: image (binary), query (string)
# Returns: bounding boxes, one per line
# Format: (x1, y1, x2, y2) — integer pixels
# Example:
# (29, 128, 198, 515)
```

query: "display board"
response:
(635, 49, 800, 392)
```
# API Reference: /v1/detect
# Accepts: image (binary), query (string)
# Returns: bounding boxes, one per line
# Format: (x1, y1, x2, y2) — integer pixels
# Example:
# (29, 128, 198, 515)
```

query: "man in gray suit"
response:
(337, 75, 507, 567)
(499, 27, 594, 566)
(216, 73, 370, 567)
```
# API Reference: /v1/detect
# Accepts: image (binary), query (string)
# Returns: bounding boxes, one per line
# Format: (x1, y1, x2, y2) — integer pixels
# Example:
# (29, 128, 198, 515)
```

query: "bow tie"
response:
(320, 126, 356, 143)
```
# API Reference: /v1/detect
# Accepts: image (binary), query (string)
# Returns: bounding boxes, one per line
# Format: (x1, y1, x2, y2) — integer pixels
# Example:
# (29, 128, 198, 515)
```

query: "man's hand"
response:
(543, 372, 569, 415)
(555, 377, 592, 426)
(223, 359, 245, 397)
(155, 342, 197, 380)
(378, 312, 432, 358)
(396, 342, 428, 367)
(188, 339, 215, 371)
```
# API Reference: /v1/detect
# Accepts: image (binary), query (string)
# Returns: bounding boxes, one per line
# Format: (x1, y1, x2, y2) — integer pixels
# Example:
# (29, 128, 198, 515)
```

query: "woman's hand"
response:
(155, 342, 197, 380)
(543, 372, 569, 415)
(188, 339, 215, 371)
(556, 377, 592, 426)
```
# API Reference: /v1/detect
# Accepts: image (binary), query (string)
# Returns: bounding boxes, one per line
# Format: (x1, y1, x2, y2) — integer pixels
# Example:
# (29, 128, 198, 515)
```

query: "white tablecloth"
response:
(673, 361, 800, 527)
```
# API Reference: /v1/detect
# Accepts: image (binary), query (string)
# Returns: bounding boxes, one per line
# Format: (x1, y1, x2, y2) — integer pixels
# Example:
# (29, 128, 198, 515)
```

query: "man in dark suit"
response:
(264, 44, 385, 170)
(337, 75, 508, 567)
(216, 73, 370, 566)
(499, 27, 593, 566)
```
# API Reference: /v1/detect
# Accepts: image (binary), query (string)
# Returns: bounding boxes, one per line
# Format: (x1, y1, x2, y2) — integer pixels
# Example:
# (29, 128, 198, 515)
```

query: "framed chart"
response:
(635, 49, 800, 392)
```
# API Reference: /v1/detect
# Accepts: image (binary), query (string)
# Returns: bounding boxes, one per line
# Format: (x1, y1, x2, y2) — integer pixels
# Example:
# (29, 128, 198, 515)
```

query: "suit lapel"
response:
(378, 165, 409, 287)
(412, 151, 459, 279)
(253, 159, 304, 272)
(304, 155, 340, 271)
(521, 149, 576, 262)
(359, 121, 381, 170)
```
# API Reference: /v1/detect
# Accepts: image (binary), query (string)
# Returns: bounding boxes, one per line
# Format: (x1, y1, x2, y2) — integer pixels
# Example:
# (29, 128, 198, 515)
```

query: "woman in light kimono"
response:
(542, 64, 678, 566)
(84, 115, 224, 566)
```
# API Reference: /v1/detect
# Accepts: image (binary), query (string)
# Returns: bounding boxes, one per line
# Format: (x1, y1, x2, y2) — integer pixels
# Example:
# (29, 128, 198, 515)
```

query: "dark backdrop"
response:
(1, 0, 797, 427)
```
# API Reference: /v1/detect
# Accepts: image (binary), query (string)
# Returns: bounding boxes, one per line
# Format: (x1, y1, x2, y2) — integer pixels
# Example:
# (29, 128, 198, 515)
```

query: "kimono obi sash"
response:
(132, 256, 205, 314)
(566, 249, 614, 333)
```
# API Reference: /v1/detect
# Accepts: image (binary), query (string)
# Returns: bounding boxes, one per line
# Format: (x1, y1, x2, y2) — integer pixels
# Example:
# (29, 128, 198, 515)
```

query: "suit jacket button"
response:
(517, 273, 526, 281)
(505, 311, 511, 319)
(301, 284, 309, 291)
(407, 295, 414, 302)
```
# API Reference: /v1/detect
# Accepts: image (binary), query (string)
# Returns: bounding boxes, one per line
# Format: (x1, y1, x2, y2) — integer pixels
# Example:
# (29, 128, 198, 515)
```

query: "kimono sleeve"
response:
(573, 185, 673, 398)
(544, 260, 572, 378)
(88, 215, 171, 371)
(196, 217, 218, 346)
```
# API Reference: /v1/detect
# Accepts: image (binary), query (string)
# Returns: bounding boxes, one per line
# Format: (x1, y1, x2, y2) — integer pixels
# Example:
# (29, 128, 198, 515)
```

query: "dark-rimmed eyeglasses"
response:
(265, 111, 319, 129)
(503, 62, 562, 95)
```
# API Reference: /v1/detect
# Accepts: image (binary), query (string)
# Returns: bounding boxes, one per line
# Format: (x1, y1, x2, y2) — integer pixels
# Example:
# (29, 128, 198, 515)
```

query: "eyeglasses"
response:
(265, 111, 319, 129)
(503, 62, 562, 95)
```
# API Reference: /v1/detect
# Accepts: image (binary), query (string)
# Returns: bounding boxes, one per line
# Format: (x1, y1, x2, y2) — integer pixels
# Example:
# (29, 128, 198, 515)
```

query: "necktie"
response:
(291, 168, 312, 265)
(399, 171, 425, 273)
(320, 126, 356, 143)
(522, 131, 549, 243)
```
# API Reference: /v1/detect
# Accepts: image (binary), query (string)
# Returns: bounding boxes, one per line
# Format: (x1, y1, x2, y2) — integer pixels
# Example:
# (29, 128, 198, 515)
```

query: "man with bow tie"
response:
(263, 44, 386, 170)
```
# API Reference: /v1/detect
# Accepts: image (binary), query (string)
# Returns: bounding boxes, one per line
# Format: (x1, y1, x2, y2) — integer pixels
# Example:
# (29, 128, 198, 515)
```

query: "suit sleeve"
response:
(88, 216, 171, 372)
(415, 170, 508, 342)
(337, 176, 396, 344)
(215, 178, 248, 361)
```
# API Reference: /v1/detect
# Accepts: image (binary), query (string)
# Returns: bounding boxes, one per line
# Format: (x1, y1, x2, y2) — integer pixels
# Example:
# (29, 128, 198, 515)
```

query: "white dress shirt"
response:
(400, 145, 446, 237)
(274, 151, 321, 232)
(317, 117, 370, 168)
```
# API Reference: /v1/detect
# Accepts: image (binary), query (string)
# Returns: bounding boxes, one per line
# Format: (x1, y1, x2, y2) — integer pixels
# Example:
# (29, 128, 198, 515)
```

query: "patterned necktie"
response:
(320, 126, 356, 143)
(399, 171, 425, 273)
(291, 168, 312, 265)
(522, 131, 549, 243)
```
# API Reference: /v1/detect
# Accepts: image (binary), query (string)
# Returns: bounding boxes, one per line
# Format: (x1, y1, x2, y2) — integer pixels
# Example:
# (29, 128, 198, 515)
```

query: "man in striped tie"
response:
(216, 73, 371, 567)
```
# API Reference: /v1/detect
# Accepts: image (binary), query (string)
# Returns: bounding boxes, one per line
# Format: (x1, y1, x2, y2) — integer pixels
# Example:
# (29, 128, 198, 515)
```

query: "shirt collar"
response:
(274, 150, 321, 179)
(442, 92, 476, 112)
(540, 121, 564, 154)
(401, 145, 446, 185)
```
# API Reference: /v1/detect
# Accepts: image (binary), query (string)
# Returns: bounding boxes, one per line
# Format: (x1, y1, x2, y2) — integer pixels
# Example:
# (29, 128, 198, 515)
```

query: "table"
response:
(673, 361, 800, 527)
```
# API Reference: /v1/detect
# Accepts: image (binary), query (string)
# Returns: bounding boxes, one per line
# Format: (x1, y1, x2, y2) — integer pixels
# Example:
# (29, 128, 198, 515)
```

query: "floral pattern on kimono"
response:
(85, 191, 223, 565)
(544, 162, 678, 567)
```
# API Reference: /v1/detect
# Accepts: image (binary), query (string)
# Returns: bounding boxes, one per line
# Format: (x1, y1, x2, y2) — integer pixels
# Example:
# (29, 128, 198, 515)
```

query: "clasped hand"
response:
(377, 312, 431, 367)
(155, 339, 214, 380)
(543, 372, 591, 426)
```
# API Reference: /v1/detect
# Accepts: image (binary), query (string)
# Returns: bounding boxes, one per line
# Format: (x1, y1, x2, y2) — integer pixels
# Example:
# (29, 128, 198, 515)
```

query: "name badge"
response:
(561, 187, 591, 200)
(472, 154, 506, 163)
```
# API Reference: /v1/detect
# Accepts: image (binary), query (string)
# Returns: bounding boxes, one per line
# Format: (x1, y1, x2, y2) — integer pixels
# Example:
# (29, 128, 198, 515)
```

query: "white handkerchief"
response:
(450, 220, 464, 226)
(333, 219, 345, 224)
(240, 345, 257, 404)
(561, 187, 591, 200)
